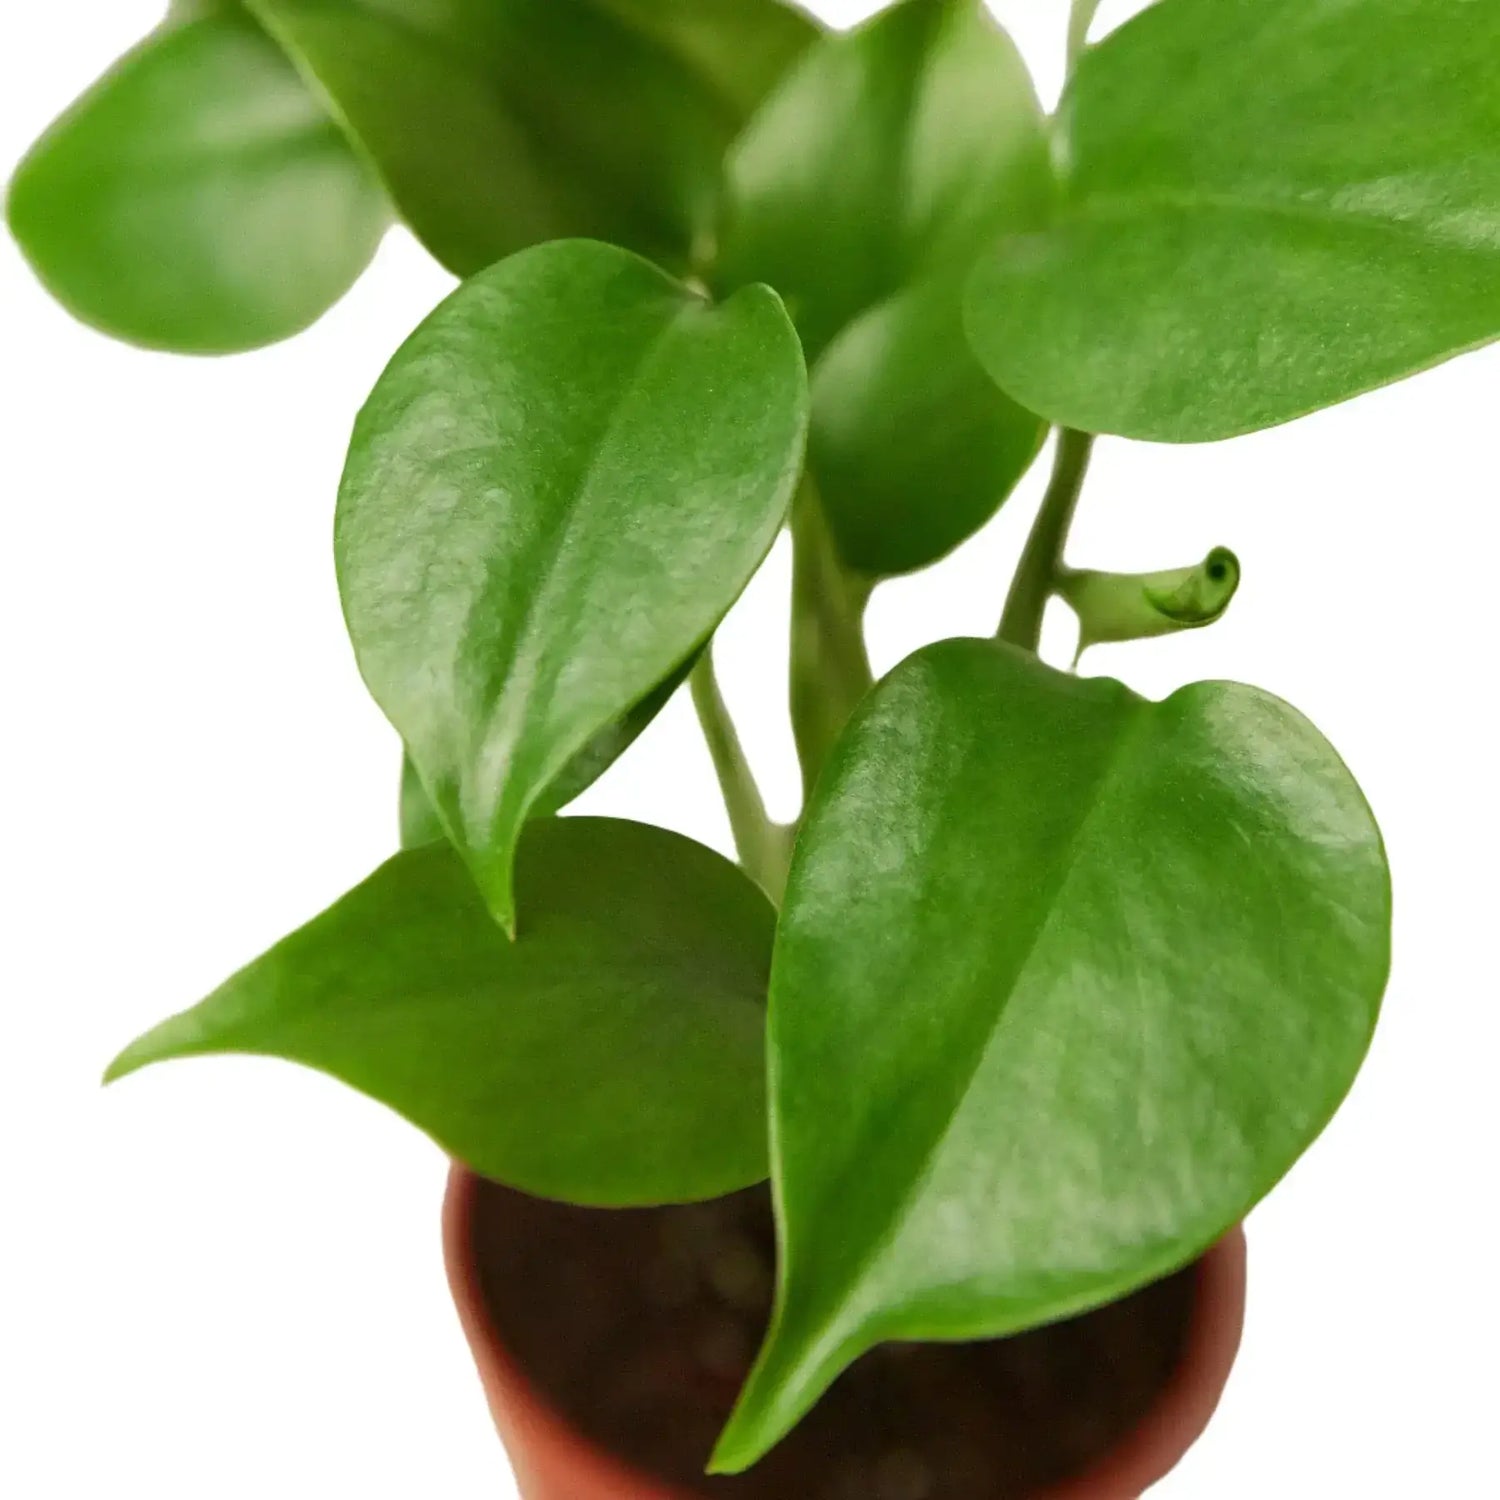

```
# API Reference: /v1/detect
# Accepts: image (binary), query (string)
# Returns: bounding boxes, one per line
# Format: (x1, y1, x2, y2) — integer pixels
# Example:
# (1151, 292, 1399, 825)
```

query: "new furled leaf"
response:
(713, 638, 1390, 1469)
(6, 11, 388, 352)
(337, 239, 807, 932)
(107, 819, 776, 1206)
(967, 0, 1500, 440)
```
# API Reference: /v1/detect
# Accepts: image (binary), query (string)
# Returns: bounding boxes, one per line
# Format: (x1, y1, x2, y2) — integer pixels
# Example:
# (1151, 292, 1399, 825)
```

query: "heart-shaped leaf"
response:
(107, 818, 775, 1206)
(6, 12, 388, 352)
(713, 639, 1390, 1470)
(714, 0, 1051, 575)
(966, 0, 1500, 441)
(716, 0, 1054, 360)
(810, 278, 1046, 577)
(248, 0, 815, 276)
(337, 239, 807, 932)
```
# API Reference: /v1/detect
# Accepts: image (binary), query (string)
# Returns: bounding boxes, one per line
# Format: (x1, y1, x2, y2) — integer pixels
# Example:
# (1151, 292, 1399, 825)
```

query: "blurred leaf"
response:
(249, 0, 815, 275)
(7, 12, 388, 352)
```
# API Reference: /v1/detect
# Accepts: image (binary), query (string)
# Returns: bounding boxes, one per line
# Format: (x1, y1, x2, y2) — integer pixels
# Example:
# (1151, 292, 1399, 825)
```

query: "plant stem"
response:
(1067, 0, 1103, 70)
(789, 480, 875, 802)
(689, 647, 791, 900)
(997, 428, 1095, 653)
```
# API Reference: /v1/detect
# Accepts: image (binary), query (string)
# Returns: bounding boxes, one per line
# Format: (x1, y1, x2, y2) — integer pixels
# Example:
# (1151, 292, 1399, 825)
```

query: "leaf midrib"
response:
(796, 680, 1153, 1350)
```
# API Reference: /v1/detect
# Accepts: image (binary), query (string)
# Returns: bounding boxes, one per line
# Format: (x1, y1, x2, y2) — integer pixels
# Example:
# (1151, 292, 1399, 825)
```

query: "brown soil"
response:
(471, 1178, 1195, 1500)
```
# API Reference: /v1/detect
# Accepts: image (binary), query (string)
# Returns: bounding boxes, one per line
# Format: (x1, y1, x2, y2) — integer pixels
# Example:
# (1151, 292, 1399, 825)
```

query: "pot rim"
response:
(443, 1165, 1247, 1500)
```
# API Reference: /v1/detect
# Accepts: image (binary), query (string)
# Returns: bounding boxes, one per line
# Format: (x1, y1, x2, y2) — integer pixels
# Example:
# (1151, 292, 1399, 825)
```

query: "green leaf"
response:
(596, 0, 821, 120)
(810, 278, 1046, 576)
(6, 13, 388, 353)
(337, 239, 807, 933)
(396, 658, 694, 849)
(1061, 547, 1242, 659)
(713, 0, 1051, 575)
(966, 0, 1500, 441)
(248, 0, 814, 276)
(713, 639, 1389, 1470)
(716, 0, 1054, 360)
(107, 818, 775, 1206)
(398, 752, 447, 849)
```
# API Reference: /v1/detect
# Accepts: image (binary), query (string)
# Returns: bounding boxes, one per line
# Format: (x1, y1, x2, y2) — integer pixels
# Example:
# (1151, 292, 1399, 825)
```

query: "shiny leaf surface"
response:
(714, 638, 1390, 1469)
(107, 818, 775, 1205)
(337, 240, 807, 931)
(967, 0, 1500, 440)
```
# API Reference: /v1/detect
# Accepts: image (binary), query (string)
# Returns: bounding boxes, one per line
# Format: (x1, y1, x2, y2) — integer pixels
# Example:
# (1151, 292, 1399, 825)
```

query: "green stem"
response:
(789, 479, 875, 802)
(996, 428, 1095, 653)
(1067, 0, 1103, 70)
(690, 648, 790, 899)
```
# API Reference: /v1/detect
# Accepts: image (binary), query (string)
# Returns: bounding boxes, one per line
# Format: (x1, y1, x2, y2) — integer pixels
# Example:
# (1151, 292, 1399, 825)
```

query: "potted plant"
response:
(10, 0, 1492, 1493)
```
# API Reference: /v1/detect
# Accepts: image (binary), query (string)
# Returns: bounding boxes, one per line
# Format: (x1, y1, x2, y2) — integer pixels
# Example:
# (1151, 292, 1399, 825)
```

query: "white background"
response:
(2, 2, 1496, 1495)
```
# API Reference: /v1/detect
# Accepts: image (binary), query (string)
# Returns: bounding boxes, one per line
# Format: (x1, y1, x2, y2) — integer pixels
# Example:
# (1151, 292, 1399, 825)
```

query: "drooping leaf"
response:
(337, 239, 807, 932)
(6, 12, 388, 353)
(716, 0, 1054, 359)
(107, 818, 775, 1206)
(714, 0, 1052, 575)
(810, 278, 1046, 576)
(966, 0, 1500, 441)
(713, 639, 1390, 1470)
(248, 0, 816, 277)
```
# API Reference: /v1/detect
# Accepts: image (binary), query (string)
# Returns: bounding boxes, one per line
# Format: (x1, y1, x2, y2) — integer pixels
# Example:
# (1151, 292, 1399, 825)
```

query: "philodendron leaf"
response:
(248, 0, 816, 277)
(107, 818, 775, 1206)
(396, 656, 695, 849)
(966, 0, 1500, 441)
(596, 0, 821, 120)
(810, 279, 1046, 576)
(6, 12, 388, 353)
(713, 639, 1390, 1470)
(338, 239, 807, 933)
(715, 0, 1052, 575)
(716, 0, 1054, 360)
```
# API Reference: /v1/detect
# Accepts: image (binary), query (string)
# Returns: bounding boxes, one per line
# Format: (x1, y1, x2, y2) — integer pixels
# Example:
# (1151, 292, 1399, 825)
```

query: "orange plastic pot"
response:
(444, 1165, 1247, 1500)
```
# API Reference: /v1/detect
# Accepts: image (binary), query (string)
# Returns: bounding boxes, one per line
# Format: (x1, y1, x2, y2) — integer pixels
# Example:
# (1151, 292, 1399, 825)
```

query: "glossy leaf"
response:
(6, 13, 388, 353)
(107, 818, 775, 1206)
(716, 0, 1054, 359)
(967, 0, 1500, 440)
(810, 278, 1046, 576)
(337, 240, 807, 932)
(396, 659, 694, 849)
(248, 0, 813, 276)
(713, 639, 1390, 1469)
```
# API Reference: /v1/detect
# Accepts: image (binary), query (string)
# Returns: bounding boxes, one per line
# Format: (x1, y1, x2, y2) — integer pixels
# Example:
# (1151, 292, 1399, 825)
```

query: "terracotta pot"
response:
(443, 1165, 1247, 1500)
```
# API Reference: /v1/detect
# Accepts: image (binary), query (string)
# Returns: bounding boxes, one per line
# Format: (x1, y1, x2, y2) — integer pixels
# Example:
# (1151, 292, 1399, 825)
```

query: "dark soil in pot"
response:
(470, 1178, 1196, 1500)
